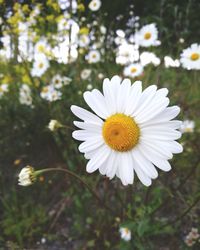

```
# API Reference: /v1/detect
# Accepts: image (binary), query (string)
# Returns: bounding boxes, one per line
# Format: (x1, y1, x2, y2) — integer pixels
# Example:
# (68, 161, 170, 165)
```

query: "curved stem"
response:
(39, 168, 114, 214)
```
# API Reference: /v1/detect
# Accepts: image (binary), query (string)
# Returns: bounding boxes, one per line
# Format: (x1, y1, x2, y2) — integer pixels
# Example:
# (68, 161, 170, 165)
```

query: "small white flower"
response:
(164, 56, 180, 68)
(119, 227, 131, 241)
(123, 63, 143, 78)
(18, 166, 35, 186)
(63, 76, 72, 85)
(79, 34, 90, 48)
(180, 43, 200, 70)
(40, 85, 62, 102)
(180, 120, 195, 133)
(51, 74, 63, 89)
(0, 83, 9, 97)
(81, 69, 92, 80)
(134, 23, 159, 47)
(86, 84, 93, 90)
(19, 84, 33, 106)
(88, 0, 101, 11)
(140, 52, 160, 66)
(48, 119, 62, 131)
(86, 50, 101, 63)
(98, 73, 104, 79)
(116, 42, 139, 65)
(31, 54, 49, 77)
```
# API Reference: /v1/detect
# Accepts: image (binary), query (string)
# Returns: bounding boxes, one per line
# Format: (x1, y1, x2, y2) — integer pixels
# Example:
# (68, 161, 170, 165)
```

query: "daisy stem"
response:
(37, 167, 114, 214)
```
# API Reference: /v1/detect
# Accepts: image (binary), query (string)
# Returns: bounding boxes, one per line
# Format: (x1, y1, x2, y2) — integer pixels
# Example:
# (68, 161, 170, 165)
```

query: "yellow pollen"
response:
(38, 62, 44, 68)
(190, 53, 199, 61)
(144, 32, 151, 40)
(131, 67, 137, 73)
(102, 113, 140, 152)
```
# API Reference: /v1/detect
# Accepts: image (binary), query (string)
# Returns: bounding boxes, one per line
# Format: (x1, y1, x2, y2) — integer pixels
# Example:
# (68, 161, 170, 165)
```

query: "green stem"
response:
(37, 168, 115, 214)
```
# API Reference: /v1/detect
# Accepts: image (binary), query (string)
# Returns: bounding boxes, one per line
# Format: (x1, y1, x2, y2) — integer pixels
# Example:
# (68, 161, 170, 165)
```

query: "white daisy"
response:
(31, 54, 49, 77)
(135, 23, 159, 47)
(0, 83, 9, 97)
(19, 84, 33, 106)
(116, 42, 139, 65)
(123, 63, 143, 78)
(88, 0, 101, 11)
(119, 227, 131, 241)
(180, 43, 200, 70)
(140, 52, 160, 66)
(18, 166, 35, 186)
(71, 76, 183, 186)
(81, 69, 92, 80)
(180, 120, 195, 133)
(79, 34, 90, 48)
(164, 56, 180, 68)
(40, 85, 62, 102)
(86, 50, 101, 63)
(51, 74, 63, 89)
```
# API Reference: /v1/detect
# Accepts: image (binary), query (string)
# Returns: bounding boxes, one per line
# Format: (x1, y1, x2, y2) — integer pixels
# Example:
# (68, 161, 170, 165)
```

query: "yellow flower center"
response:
(144, 32, 151, 40)
(190, 53, 199, 61)
(38, 62, 44, 68)
(131, 67, 137, 73)
(102, 114, 140, 152)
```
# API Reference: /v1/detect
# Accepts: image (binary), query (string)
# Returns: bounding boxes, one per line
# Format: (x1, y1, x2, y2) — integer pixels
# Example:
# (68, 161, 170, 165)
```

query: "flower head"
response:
(71, 76, 183, 186)
(180, 43, 200, 70)
(48, 119, 62, 131)
(18, 166, 36, 186)
(180, 120, 195, 133)
(89, 0, 101, 11)
(119, 227, 131, 241)
(123, 63, 143, 78)
(134, 23, 159, 47)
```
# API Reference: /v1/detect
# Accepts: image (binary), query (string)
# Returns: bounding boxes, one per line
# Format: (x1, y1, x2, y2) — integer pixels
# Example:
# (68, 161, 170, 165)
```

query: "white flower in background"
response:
(89, 0, 102, 11)
(51, 74, 63, 89)
(71, 76, 183, 186)
(48, 119, 62, 131)
(184, 228, 199, 247)
(0, 35, 12, 59)
(58, 0, 77, 12)
(179, 38, 185, 44)
(100, 25, 107, 34)
(134, 23, 159, 47)
(119, 227, 131, 241)
(40, 85, 62, 102)
(81, 69, 92, 80)
(98, 73, 104, 79)
(18, 166, 35, 186)
(116, 42, 139, 65)
(86, 50, 101, 63)
(79, 34, 90, 47)
(86, 84, 93, 90)
(123, 63, 143, 78)
(19, 84, 33, 106)
(0, 84, 9, 97)
(31, 54, 49, 77)
(164, 56, 180, 68)
(140, 52, 160, 66)
(63, 76, 72, 85)
(34, 39, 51, 55)
(180, 120, 195, 133)
(180, 43, 200, 70)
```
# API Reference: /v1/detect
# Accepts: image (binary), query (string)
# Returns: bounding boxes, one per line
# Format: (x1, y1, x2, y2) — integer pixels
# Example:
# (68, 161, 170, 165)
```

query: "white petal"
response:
(140, 139, 173, 159)
(73, 121, 102, 132)
(132, 85, 157, 117)
(132, 158, 152, 186)
(118, 152, 134, 185)
(140, 120, 182, 130)
(116, 79, 131, 113)
(146, 106, 180, 124)
(141, 127, 182, 141)
(71, 105, 103, 124)
(132, 148, 158, 179)
(138, 145, 172, 172)
(99, 149, 115, 176)
(72, 130, 99, 141)
(83, 90, 109, 119)
(86, 145, 111, 173)
(79, 136, 104, 153)
(124, 80, 142, 115)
